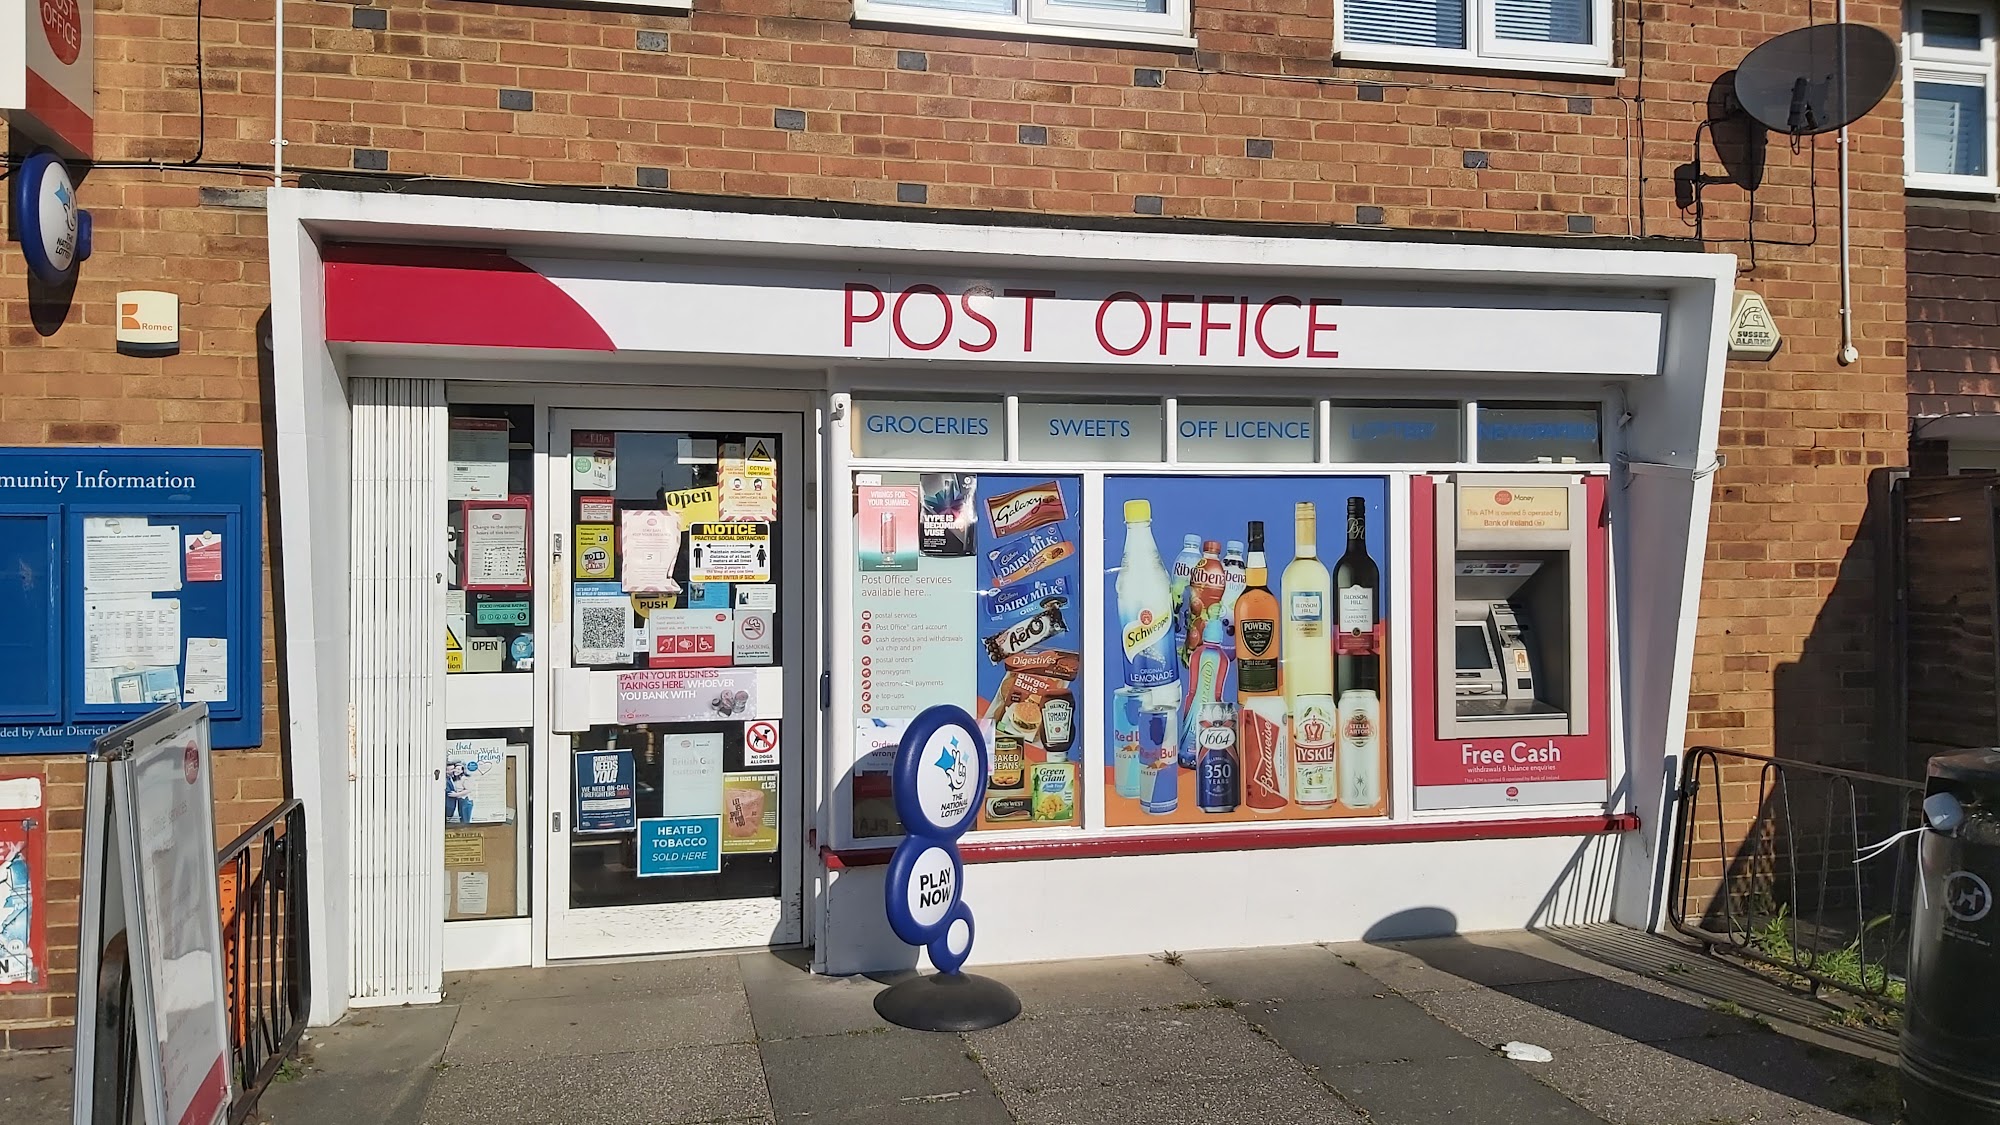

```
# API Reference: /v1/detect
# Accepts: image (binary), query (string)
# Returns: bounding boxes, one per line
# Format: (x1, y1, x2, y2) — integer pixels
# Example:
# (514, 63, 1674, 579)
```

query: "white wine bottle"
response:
(1282, 502, 1336, 809)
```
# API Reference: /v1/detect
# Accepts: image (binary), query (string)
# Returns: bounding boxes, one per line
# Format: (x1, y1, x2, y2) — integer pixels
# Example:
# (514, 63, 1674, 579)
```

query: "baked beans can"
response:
(1195, 702, 1239, 814)
(1241, 696, 1290, 813)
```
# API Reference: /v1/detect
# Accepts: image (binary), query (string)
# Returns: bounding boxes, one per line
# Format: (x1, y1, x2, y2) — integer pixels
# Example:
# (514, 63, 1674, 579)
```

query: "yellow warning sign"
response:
(446, 625, 464, 673)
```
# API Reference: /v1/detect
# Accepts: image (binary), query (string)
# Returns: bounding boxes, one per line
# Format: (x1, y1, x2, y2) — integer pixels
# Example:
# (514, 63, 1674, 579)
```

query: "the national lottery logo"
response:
(934, 735, 969, 794)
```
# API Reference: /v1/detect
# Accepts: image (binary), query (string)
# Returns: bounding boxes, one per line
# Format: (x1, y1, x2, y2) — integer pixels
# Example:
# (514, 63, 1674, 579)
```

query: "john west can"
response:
(1196, 703, 1240, 813)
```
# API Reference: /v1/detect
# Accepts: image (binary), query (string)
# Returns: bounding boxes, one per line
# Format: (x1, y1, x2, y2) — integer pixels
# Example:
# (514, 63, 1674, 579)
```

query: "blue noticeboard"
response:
(636, 816, 722, 877)
(0, 448, 264, 753)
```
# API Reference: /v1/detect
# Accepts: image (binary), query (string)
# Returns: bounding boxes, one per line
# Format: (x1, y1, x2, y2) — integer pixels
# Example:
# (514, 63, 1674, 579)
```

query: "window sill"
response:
(1907, 175, 2000, 198)
(1334, 45, 1623, 81)
(853, 6, 1197, 50)
(822, 811, 1640, 868)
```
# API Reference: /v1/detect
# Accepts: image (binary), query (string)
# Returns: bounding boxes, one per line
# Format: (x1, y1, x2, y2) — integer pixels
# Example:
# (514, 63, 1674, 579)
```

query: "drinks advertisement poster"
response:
(0, 818, 35, 989)
(1100, 476, 1390, 826)
(852, 473, 1086, 834)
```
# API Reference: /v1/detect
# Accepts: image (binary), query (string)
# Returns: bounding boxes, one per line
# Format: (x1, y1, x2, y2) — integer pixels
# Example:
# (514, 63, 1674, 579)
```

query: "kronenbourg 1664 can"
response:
(1241, 695, 1290, 813)
(1195, 702, 1240, 814)
(1112, 686, 1145, 799)
(1138, 707, 1178, 815)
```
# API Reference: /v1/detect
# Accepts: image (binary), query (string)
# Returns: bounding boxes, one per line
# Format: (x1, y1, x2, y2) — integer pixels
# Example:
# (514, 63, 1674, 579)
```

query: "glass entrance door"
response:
(546, 409, 805, 959)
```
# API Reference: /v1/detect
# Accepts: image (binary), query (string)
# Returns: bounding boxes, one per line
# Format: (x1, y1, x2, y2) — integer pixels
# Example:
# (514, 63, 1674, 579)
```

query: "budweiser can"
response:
(1241, 696, 1290, 813)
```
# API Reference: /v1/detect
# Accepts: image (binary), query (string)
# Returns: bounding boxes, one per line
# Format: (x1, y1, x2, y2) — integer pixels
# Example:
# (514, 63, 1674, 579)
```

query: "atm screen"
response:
(1456, 623, 1494, 670)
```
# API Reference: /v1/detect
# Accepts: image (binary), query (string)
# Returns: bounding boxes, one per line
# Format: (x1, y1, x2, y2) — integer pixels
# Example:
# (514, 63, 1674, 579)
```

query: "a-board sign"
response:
(74, 704, 232, 1125)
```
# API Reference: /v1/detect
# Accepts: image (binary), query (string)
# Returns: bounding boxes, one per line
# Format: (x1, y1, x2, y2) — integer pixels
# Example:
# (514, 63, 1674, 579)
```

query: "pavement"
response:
(3, 925, 1907, 1125)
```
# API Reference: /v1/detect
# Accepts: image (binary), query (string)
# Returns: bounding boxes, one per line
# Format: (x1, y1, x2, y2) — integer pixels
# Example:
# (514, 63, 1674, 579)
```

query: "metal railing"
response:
(217, 799, 310, 1124)
(1669, 746, 1924, 1004)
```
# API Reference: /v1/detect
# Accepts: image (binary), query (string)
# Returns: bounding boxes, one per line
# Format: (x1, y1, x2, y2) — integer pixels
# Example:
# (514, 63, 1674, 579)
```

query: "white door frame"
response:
(543, 406, 812, 961)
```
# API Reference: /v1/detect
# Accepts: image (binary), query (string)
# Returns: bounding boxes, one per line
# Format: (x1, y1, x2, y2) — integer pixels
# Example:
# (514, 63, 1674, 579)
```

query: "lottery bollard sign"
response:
(872, 705, 1023, 1032)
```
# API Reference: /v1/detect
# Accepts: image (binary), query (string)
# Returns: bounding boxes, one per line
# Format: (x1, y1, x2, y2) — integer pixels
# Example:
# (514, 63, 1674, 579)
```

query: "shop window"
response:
(444, 727, 532, 921)
(1476, 403, 1603, 463)
(851, 472, 1087, 837)
(853, 0, 1192, 47)
(1907, 4, 1998, 191)
(1328, 402, 1465, 463)
(1336, 0, 1615, 72)
(1175, 400, 1318, 464)
(446, 405, 535, 676)
(1017, 399, 1165, 462)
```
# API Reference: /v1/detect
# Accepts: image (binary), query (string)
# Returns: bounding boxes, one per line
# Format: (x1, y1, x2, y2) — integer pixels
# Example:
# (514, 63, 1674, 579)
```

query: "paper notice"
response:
(455, 871, 491, 916)
(182, 637, 229, 703)
(734, 584, 777, 612)
(443, 829, 484, 869)
(448, 417, 512, 501)
(183, 532, 223, 582)
(456, 868, 490, 912)
(661, 731, 725, 817)
(719, 438, 778, 522)
(84, 518, 182, 594)
(572, 431, 616, 490)
(620, 509, 683, 594)
(84, 668, 118, 705)
(721, 772, 780, 854)
(575, 524, 615, 580)
(464, 506, 530, 588)
(689, 523, 771, 583)
(573, 582, 630, 665)
(110, 666, 178, 704)
(85, 597, 182, 668)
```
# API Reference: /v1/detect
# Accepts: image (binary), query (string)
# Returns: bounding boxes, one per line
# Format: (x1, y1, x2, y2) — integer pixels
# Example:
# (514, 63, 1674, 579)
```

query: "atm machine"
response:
(1415, 473, 1609, 810)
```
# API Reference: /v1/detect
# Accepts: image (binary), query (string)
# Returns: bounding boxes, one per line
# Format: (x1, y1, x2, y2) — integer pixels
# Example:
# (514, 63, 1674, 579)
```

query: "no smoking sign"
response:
(744, 719, 781, 767)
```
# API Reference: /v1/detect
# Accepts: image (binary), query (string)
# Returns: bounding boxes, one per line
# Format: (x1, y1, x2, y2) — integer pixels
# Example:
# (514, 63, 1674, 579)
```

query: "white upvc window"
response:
(854, 0, 1194, 48)
(1335, 0, 1616, 76)
(1907, 3, 1999, 192)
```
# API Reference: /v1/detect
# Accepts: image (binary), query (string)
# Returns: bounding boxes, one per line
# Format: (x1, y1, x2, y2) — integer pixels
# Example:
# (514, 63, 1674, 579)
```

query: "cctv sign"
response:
(2, 0, 95, 157)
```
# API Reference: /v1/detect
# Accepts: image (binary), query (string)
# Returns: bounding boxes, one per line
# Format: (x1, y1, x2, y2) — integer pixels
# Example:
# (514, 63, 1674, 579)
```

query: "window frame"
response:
(1334, 0, 1617, 76)
(1906, 1, 2000, 193)
(854, 0, 1195, 49)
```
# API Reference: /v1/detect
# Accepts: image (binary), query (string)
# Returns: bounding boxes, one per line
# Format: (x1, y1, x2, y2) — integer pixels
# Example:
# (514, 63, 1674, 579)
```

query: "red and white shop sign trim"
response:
(6, 0, 96, 156)
(322, 244, 1669, 376)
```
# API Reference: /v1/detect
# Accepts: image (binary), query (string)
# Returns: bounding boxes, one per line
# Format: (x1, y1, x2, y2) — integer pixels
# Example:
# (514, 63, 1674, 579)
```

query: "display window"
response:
(838, 391, 1614, 849)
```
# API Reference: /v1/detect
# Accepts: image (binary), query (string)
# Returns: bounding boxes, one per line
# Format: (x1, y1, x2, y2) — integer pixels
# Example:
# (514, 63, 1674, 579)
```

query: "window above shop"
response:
(1906, 4, 2000, 192)
(852, 0, 1194, 48)
(1335, 0, 1617, 75)
(1475, 403, 1602, 463)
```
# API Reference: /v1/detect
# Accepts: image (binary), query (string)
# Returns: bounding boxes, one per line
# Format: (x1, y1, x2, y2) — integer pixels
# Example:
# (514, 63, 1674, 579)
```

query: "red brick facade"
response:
(1, 0, 1905, 1042)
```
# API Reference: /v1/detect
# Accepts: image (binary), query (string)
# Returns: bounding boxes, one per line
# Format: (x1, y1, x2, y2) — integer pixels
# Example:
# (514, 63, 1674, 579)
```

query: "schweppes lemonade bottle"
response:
(1119, 500, 1182, 711)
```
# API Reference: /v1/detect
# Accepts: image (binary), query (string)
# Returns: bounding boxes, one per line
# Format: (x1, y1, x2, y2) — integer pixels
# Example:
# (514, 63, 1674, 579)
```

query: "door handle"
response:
(552, 811, 562, 834)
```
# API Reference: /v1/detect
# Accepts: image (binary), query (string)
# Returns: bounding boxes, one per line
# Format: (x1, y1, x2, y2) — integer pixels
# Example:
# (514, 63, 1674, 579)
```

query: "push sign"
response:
(884, 706, 986, 974)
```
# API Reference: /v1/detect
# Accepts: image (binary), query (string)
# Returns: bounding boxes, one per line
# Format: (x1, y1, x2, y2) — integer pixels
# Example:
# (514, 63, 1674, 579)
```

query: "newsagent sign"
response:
(531, 261, 1669, 375)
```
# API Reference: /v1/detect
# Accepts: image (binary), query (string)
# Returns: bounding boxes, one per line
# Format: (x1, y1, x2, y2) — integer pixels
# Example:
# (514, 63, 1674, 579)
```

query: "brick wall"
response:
(1909, 202, 2000, 428)
(2, 0, 1906, 1038)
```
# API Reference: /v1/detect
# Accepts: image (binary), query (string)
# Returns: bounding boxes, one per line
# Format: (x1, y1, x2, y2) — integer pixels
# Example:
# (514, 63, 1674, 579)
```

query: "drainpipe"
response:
(1835, 0, 1859, 366)
(273, 0, 286, 177)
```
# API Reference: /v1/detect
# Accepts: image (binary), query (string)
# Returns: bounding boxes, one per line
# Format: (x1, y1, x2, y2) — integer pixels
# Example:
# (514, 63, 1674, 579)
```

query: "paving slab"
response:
(759, 1028, 992, 1118)
(1240, 992, 1492, 1068)
(1532, 1037, 1850, 1125)
(739, 962, 895, 1041)
(1180, 945, 1386, 1003)
(1340, 933, 1633, 995)
(422, 1042, 770, 1125)
(1414, 974, 1757, 1051)
(778, 1091, 1014, 1124)
(977, 954, 1210, 1014)
(969, 1006, 1295, 1095)
(1000, 1067, 1365, 1125)
(0, 1049, 70, 1125)
(259, 1003, 461, 1125)
(446, 989, 755, 1065)
(447, 956, 741, 1005)
(1321, 1053, 1609, 1125)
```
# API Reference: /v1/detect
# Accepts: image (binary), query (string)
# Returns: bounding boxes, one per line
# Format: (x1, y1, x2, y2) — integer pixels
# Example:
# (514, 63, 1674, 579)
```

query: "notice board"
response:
(0, 447, 264, 753)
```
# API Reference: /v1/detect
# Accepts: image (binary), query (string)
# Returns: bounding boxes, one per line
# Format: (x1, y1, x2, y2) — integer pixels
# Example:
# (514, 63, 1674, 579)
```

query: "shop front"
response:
(268, 188, 1733, 1022)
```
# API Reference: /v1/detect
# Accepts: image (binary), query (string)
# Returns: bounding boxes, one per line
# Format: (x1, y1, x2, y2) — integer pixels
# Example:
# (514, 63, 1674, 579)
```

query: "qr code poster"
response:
(0, 817, 41, 990)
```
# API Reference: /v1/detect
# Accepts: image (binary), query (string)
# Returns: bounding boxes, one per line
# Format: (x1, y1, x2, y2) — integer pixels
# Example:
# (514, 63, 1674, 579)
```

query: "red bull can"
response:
(1137, 706, 1177, 815)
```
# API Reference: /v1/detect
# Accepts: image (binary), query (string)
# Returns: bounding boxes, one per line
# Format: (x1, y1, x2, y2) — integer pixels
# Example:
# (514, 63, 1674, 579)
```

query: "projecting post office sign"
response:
(1727, 290, 1781, 361)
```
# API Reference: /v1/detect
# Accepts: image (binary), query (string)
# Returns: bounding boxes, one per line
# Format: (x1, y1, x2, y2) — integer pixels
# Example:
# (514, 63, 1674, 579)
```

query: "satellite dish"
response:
(1733, 23, 1897, 135)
